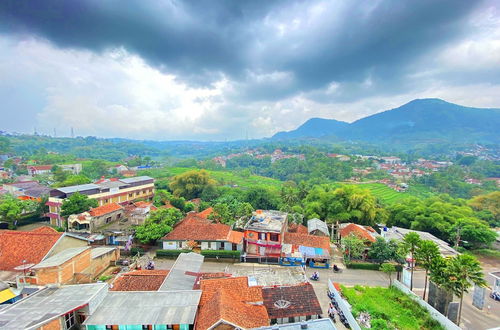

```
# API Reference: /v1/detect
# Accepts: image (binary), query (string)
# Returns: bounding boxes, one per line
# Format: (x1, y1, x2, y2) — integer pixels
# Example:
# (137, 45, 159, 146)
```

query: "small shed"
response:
(307, 218, 330, 236)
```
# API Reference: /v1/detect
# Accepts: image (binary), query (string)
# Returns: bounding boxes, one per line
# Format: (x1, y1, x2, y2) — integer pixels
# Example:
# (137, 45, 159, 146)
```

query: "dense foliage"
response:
(60, 192, 98, 218)
(135, 208, 183, 244)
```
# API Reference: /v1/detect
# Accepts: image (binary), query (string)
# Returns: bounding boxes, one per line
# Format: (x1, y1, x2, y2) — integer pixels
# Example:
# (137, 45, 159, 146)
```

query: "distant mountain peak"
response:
(271, 98, 500, 145)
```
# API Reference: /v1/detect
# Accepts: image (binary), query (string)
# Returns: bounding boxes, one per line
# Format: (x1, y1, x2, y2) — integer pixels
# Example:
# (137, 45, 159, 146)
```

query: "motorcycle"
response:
(310, 272, 320, 281)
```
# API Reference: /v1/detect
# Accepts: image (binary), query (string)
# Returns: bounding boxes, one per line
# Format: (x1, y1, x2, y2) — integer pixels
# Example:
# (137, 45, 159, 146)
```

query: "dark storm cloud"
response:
(0, 0, 486, 100)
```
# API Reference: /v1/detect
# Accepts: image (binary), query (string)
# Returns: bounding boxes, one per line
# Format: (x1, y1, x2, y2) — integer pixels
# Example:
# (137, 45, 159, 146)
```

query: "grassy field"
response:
(341, 285, 443, 330)
(345, 183, 433, 205)
(139, 167, 283, 190)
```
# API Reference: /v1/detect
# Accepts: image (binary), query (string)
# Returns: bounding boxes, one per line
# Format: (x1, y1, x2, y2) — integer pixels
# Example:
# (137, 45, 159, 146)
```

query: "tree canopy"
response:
(169, 169, 216, 200)
(135, 208, 183, 244)
(60, 192, 98, 217)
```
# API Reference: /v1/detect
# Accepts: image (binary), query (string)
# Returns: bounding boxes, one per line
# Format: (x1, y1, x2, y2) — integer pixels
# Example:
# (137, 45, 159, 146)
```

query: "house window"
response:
(106, 217, 112, 223)
(129, 193, 133, 198)
(136, 192, 140, 196)
(104, 199, 109, 203)
(219, 242, 225, 250)
(142, 326, 150, 330)
(106, 326, 113, 330)
(259, 233, 266, 240)
(64, 311, 76, 329)
(270, 233, 279, 242)
(117, 214, 121, 219)
(207, 242, 212, 249)
(232, 243, 237, 251)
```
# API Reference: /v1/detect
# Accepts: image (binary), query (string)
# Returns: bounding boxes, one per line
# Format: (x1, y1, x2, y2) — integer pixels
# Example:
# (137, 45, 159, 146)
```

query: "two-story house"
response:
(243, 210, 288, 258)
(46, 176, 154, 227)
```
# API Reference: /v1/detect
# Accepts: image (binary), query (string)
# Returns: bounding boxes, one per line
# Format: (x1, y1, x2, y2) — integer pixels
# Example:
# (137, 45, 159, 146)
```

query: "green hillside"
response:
(346, 183, 433, 204)
(139, 167, 283, 190)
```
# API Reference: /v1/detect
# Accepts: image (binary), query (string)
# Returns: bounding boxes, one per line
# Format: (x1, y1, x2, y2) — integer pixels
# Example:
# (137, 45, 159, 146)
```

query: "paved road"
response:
(154, 258, 500, 329)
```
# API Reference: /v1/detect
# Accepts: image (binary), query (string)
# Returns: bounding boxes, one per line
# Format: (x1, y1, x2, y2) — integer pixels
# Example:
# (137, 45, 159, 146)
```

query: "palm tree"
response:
(415, 240, 440, 300)
(444, 254, 486, 326)
(403, 232, 421, 290)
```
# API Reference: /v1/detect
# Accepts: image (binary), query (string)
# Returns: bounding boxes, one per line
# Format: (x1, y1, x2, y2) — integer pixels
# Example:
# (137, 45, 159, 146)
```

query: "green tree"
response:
(52, 165, 69, 183)
(342, 233, 366, 261)
(380, 263, 396, 285)
(169, 169, 215, 200)
(82, 160, 109, 179)
(244, 187, 280, 210)
(444, 254, 487, 326)
(53, 174, 92, 188)
(0, 196, 24, 226)
(0, 137, 10, 153)
(403, 232, 421, 290)
(415, 240, 441, 300)
(135, 208, 183, 244)
(368, 238, 402, 264)
(60, 192, 98, 218)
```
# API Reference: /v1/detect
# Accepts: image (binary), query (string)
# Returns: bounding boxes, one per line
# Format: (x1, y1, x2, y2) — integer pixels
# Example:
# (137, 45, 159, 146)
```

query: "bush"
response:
(346, 262, 402, 272)
(200, 250, 241, 259)
(98, 275, 112, 282)
(130, 247, 144, 255)
(156, 249, 192, 258)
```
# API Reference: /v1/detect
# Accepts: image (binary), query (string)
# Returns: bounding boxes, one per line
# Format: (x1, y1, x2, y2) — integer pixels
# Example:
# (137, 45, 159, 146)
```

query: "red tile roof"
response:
(227, 231, 244, 244)
(110, 269, 169, 291)
(262, 283, 322, 319)
(340, 223, 376, 243)
(283, 232, 331, 251)
(0, 227, 62, 271)
(163, 215, 231, 241)
(197, 277, 268, 330)
(89, 203, 123, 217)
(197, 207, 213, 219)
(28, 165, 53, 171)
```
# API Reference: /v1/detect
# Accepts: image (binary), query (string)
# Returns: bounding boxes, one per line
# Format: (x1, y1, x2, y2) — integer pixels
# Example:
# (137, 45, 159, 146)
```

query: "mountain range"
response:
(272, 98, 500, 146)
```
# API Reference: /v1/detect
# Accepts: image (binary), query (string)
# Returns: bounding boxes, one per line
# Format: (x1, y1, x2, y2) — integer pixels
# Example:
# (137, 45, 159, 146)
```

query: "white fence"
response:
(328, 280, 361, 330)
(392, 280, 461, 330)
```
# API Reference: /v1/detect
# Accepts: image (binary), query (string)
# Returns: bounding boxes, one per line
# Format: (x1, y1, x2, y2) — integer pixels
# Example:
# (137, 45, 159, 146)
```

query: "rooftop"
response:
(262, 283, 322, 319)
(32, 247, 89, 269)
(162, 215, 231, 242)
(284, 232, 331, 251)
(159, 252, 204, 291)
(0, 227, 62, 271)
(0, 283, 107, 329)
(91, 246, 117, 259)
(245, 210, 288, 233)
(340, 223, 378, 243)
(83, 290, 201, 326)
(55, 183, 100, 194)
(253, 318, 337, 330)
(89, 203, 123, 217)
(120, 175, 154, 184)
(111, 270, 169, 291)
(383, 226, 458, 256)
(307, 218, 330, 236)
(197, 277, 268, 330)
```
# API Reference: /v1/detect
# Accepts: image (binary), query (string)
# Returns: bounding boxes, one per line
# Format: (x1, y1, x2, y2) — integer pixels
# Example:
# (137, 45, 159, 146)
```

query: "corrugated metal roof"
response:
(159, 252, 204, 291)
(91, 247, 117, 259)
(33, 246, 90, 269)
(0, 283, 107, 330)
(120, 176, 154, 184)
(307, 218, 330, 236)
(55, 183, 100, 194)
(83, 290, 201, 325)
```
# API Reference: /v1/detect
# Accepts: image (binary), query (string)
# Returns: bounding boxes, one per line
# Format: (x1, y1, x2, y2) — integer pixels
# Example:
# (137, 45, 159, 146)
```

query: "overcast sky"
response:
(0, 0, 499, 140)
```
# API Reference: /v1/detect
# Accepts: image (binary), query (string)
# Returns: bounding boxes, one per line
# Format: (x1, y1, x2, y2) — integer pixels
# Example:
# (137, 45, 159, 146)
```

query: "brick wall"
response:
(40, 318, 62, 330)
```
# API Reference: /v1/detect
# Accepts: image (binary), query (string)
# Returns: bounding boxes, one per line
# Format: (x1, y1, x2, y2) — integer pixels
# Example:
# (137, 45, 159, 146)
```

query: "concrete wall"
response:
(35, 249, 92, 285)
(90, 249, 120, 277)
(392, 280, 460, 330)
(47, 235, 88, 258)
(90, 209, 125, 232)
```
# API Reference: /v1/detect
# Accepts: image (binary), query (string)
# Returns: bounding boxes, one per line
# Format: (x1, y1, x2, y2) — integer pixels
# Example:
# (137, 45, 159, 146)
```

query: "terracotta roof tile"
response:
(0, 227, 62, 271)
(197, 277, 268, 329)
(284, 232, 330, 251)
(227, 231, 244, 244)
(89, 203, 123, 217)
(340, 223, 376, 243)
(262, 283, 322, 319)
(110, 269, 169, 291)
(163, 215, 230, 241)
(197, 207, 213, 219)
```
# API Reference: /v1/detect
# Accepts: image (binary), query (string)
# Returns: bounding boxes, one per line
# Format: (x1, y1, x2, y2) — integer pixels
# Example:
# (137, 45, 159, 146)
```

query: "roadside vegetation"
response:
(341, 285, 444, 330)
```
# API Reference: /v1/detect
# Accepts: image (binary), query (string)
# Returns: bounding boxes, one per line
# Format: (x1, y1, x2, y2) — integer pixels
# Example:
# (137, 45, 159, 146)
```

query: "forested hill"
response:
(272, 98, 500, 146)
